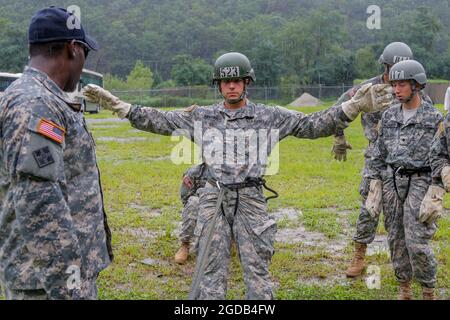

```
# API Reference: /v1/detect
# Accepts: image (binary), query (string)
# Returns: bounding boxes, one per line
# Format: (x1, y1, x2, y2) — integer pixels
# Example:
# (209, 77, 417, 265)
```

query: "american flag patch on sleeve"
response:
(37, 119, 66, 144)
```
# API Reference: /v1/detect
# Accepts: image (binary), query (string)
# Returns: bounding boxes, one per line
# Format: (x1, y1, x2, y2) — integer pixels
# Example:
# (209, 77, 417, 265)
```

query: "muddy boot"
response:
(422, 287, 436, 300)
(398, 281, 413, 300)
(174, 242, 190, 264)
(345, 242, 367, 277)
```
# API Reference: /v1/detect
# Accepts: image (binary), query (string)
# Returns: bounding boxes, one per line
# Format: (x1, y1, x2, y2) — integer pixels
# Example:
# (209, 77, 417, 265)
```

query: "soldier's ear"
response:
(67, 41, 76, 60)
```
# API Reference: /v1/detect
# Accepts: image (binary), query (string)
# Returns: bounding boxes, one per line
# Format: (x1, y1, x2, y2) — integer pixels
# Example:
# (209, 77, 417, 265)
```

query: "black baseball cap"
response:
(28, 6, 99, 51)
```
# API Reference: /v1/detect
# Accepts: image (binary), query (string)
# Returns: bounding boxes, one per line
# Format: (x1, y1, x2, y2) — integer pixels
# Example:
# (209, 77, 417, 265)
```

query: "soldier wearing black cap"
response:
(0, 7, 112, 300)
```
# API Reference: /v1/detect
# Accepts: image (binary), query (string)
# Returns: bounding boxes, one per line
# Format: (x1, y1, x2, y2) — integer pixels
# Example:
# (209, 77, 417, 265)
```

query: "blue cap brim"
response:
(84, 34, 99, 51)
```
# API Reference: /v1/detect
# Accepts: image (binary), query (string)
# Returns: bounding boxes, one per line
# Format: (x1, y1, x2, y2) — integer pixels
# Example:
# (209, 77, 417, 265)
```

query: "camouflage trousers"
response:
(353, 160, 380, 244)
(4, 276, 98, 300)
(192, 183, 277, 300)
(179, 196, 199, 245)
(381, 170, 437, 288)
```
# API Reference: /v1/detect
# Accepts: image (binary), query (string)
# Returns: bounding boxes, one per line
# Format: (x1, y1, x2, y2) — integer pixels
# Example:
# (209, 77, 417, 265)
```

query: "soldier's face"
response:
(220, 79, 245, 101)
(65, 41, 86, 92)
(392, 80, 412, 102)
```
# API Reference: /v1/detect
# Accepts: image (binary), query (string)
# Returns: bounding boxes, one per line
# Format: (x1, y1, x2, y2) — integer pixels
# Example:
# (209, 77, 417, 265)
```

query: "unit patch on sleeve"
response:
(32, 146, 55, 168)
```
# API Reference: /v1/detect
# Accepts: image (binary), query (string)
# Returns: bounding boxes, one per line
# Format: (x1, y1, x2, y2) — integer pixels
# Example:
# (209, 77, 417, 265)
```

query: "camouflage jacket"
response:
(179, 163, 208, 204)
(368, 100, 443, 180)
(335, 75, 433, 163)
(0, 67, 112, 293)
(430, 112, 450, 185)
(127, 100, 350, 184)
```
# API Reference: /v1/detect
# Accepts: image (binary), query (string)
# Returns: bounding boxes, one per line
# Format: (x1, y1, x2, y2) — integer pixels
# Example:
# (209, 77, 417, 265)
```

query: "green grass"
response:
(91, 103, 448, 300)
(1, 103, 448, 300)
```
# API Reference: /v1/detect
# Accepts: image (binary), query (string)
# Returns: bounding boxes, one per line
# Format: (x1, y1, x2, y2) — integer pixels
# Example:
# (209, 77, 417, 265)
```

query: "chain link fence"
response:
(111, 85, 354, 108)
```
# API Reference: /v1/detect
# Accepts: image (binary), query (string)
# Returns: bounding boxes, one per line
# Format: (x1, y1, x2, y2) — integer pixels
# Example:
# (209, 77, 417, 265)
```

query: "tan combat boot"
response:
(398, 281, 413, 300)
(174, 242, 190, 264)
(345, 242, 367, 277)
(422, 287, 436, 300)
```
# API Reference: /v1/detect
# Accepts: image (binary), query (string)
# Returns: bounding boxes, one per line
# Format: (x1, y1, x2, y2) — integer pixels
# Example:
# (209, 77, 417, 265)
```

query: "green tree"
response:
(103, 74, 127, 90)
(0, 18, 28, 72)
(171, 55, 213, 86)
(355, 46, 379, 79)
(126, 60, 154, 89)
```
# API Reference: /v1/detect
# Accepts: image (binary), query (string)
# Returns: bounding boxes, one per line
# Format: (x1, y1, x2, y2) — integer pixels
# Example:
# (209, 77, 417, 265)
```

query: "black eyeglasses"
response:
(73, 40, 90, 59)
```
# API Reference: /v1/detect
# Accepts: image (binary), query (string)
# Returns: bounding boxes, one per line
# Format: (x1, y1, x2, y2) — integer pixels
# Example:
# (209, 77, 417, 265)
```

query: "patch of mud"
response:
(122, 227, 163, 241)
(438, 288, 450, 300)
(271, 208, 302, 222)
(172, 222, 182, 238)
(366, 235, 389, 256)
(273, 208, 348, 252)
(298, 273, 352, 287)
(140, 258, 170, 267)
(276, 225, 326, 246)
(130, 204, 162, 218)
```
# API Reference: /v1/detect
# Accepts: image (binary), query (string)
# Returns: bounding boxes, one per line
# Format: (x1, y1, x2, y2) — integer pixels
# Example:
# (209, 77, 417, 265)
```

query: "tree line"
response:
(0, 0, 449, 88)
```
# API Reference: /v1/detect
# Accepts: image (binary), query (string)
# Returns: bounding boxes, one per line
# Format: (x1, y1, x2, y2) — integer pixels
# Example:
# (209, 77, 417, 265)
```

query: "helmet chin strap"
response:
(225, 89, 247, 104)
(384, 64, 391, 76)
(402, 80, 418, 104)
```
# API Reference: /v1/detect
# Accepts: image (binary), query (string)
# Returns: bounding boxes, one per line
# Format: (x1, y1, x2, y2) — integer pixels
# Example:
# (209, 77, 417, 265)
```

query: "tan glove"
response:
(331, 135, 352, 161)
(342, 83, 394, 120)
(419, 185, 445, 224)
(365, 179, 383, 218)
(441, 166, 450, 192)
(83, 84, 131, 119)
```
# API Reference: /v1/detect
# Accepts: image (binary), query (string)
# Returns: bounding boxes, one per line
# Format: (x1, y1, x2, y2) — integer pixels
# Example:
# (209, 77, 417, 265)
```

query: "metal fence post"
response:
(264, 86, 268, 104)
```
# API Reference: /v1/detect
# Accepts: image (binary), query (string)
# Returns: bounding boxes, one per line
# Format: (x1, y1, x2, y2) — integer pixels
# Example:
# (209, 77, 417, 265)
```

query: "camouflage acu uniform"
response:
(336, 76, 385, 244)
(0, 67, 113, 300)
(126, 100, 351, 299)
(430, 112, 450, 181)
(179, 163, 207, 246)
(369, 100, 442, 288)
(336, 76, 432, 244)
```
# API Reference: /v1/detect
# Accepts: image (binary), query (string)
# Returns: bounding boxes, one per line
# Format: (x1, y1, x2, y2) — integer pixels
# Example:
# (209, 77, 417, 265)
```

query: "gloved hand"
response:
(419, 185, 445, 224)
(441, 166, 450, 192)
(83, 84, 131, 119)
(365, 179, 383, 218)
(331, 135, 352, 161)
(342, 83, 394, 120)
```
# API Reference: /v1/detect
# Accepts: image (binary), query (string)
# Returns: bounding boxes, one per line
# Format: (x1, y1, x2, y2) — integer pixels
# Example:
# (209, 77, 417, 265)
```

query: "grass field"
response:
(85, 103, 449, 300)
(1, 103, 447, 300)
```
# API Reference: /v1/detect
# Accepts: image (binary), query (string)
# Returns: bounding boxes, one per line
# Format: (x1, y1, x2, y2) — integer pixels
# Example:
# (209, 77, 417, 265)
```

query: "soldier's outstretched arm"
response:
(83, 85, 196, 138)
(275, 103, 351, 140)
(2, 100, 82, 298)
(276, 83, 393, 140)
